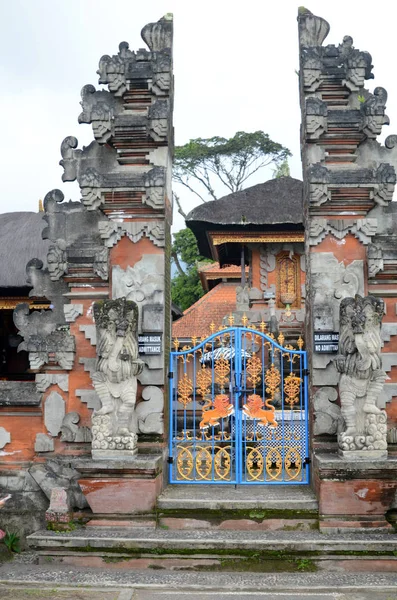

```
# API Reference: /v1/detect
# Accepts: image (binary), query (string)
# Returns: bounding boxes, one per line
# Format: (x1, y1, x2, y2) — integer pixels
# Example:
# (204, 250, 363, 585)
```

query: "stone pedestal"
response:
(75, 454, 163, 516)
(314, 452, 397, 533)
(45, 487, 73, 531)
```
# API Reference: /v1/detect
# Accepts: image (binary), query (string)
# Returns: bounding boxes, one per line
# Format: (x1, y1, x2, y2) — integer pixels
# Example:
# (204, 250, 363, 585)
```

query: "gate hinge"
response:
(303, 368, 310, 377)
(168, 372, 174, 379)
(167, 456, 174, 464)
(303, 457, 311, 465)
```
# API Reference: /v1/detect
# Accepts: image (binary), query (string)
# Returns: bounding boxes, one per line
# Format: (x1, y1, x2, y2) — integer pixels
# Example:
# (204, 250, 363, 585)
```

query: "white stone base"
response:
(92, 448, 138, 460)
(338, 449, 388, 461)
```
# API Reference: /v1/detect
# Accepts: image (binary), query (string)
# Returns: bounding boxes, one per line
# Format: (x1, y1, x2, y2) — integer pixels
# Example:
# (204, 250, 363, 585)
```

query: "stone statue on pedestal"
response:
(335, 294, 387, 458)
(91, 298, 144, 458)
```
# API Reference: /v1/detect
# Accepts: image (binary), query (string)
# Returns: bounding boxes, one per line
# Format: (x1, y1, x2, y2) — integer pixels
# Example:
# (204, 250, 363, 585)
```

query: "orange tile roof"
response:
(199, 262, 242, 274)
(172, 282, 238, 339)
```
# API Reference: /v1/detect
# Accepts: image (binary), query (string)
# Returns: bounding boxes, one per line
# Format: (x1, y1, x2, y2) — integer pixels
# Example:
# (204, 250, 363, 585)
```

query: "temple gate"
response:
(169, 326, 309, 484)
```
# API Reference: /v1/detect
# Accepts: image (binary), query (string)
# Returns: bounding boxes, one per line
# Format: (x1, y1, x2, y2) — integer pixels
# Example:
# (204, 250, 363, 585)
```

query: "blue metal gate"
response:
(169, 325, 309, 485)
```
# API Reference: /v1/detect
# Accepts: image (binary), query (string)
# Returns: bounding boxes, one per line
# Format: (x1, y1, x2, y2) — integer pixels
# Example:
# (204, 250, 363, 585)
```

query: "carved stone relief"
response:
(136, 386, 164, 435)
(91, 298, 144, 457)
(44, 391, 66, 437)
(309, 218, 377, 246)
(98, 221, 165, 248)
(311, 253, 364, 331)
(313, 387, 343, 436)
(60, 413, 92, 443)
(336, 295, 387, 457)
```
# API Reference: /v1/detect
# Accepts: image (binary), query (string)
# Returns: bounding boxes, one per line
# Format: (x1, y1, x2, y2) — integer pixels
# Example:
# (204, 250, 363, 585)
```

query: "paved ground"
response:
(1, 586, 397, 600)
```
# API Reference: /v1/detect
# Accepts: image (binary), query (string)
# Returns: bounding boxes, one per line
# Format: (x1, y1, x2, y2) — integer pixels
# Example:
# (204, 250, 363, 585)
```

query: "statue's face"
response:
(107, 308, 118, 322)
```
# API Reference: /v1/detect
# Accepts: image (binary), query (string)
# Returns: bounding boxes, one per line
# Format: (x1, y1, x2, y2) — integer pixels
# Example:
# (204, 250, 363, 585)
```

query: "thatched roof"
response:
(0, 212, 49, 288)
(186, 177, 304, 258)
(186, 177, 303, 226)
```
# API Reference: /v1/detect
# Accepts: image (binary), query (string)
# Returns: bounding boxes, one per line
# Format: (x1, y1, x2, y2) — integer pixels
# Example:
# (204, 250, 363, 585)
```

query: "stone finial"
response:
(141, 14, 173, 52)
(297, 8, 330, 47)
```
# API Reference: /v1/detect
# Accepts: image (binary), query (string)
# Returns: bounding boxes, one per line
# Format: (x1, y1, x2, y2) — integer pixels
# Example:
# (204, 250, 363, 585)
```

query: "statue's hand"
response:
(132, 358, 145, 375)
(334, 354, 346, 373)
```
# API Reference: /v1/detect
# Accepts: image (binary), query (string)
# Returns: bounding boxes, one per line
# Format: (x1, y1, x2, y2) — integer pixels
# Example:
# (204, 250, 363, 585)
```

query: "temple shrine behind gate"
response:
(1, 8, 397, 570)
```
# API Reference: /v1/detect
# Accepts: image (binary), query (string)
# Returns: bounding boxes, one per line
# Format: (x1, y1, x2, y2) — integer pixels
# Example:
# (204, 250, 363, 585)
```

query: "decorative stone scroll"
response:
(91, 298, 144, 458)
(336, 295, 387, 458)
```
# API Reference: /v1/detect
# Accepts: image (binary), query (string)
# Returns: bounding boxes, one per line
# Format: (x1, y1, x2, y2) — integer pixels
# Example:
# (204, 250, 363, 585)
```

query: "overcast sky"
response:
(1, 0, 396, 232)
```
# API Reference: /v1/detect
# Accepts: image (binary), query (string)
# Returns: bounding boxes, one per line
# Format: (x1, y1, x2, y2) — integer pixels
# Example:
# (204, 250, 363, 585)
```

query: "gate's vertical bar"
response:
(235, 327, 241, 483)
(168, 352, 174, 483)
(303, 350, 310, 483)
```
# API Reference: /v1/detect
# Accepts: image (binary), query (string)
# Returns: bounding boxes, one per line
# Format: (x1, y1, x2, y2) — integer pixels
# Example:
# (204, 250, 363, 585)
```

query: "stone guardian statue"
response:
(91, 298, 144, 458)
(335, 295, 387, 458)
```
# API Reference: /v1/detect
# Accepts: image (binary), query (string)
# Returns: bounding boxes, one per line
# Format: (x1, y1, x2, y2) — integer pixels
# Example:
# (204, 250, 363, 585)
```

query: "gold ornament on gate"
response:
(214, 356, 230, 389)
(284, 373, 301, 406)
(246, 353, 262, 387)
(177, 372, 193, 407)
(265, 363, 281, 399)
(196, 366, 212, 398)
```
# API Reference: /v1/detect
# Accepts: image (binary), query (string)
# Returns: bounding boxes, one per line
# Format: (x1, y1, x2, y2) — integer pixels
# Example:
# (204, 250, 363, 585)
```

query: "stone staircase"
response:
(25, 485, 397, 573)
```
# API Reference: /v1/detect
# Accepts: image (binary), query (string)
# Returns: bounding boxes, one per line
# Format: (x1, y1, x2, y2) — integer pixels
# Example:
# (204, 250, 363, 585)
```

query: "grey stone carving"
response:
(381, 353, 397, 372)
(236, 285, 250, 312)
(142, 304, 163, 332)
(259, 245, 276, 292)
(98, 220, 165, 248)
(0, 427, 11, 449)
(78, 84, 122, 143)
(360, 87, 389, 138)
(79, 325, 97, 346)
(76, 389, 101, 411)
(306, 97, 327, 139)
(93, 247, 109, 280)
(309, 218, 377, 246)
(64, 304, 83, 323)
(141, 14, 173, 52)
(378, 383, 397, 409)
(47, 239, 68, 281)
(35, 374, 69, 393)
(0, 381, 41, 406)
(298, 9, 330, 47)
(311, 253, 364, 331)
(44, 391, 66, 437)
(336, 295, 387, 457)
(136, 386, 164, 435)
(34, 434, 54, 453)
(381, 323, 397, 345)
(368, 244, 384, 278)
(60, 412, 92, 443)
(79, 357, 97, 375)
(313, 387, 343, 436)
(112, 255, 165, 326)
(91, 298, 144, 456)
(29, 460, 88, 509)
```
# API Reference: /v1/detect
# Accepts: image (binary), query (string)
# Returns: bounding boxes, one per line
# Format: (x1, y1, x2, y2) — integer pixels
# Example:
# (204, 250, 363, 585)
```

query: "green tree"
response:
(173, 130, 291, 216)
(272, 159, 290, 178)
(171, 228, 212, 311)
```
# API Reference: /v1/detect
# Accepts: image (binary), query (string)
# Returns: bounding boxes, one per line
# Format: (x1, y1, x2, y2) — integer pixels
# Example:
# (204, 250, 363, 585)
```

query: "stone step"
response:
(3, 561, 397, 595)
(155, 484, 318, 531)
(27, 527, 397, 573)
